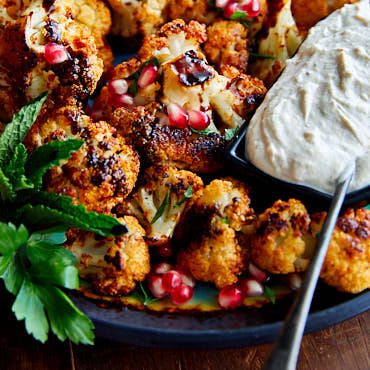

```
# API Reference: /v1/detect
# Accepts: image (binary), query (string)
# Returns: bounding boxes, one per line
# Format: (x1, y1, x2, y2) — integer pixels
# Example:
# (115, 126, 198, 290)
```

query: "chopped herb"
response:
(241, 19, 254, 27)
(221, 219, 230, 224)
(175, 184, 193, 207)
(249, 51, 276, 60)
(230, 11, 248, 20)
(128, 79, 139, 96)
(151, 188, 170, 224)
(225, 128, 238, 141)
(264, 286, 276, 304)
(365, 205, 370, 210)
(138, 282, 159, 306)
(128, 57, 160, 96)
(190, 127, 218, 135)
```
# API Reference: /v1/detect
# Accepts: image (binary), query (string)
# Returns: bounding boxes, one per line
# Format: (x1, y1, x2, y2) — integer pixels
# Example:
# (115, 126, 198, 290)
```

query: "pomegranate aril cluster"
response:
(148, 263, 195, 305)
(167, 103, 211, 130)
(215, 0, 261, 19)
(218, 263, 269, 309)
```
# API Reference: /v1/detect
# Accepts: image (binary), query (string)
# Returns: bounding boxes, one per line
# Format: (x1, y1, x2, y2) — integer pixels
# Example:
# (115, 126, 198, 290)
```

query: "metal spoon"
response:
(263, 166, 355, 370)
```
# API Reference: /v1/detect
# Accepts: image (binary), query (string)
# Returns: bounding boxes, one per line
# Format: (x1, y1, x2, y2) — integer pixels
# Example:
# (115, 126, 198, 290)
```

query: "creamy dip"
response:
(246, 0, 370, 194)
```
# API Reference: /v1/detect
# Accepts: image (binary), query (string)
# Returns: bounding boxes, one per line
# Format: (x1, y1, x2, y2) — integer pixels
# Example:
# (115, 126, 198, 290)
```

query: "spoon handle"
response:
(263, 172, 354, 370)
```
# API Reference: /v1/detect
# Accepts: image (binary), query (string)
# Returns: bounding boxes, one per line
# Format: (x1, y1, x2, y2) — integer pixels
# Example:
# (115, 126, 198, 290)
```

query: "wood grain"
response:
(0, 289, 368, 370)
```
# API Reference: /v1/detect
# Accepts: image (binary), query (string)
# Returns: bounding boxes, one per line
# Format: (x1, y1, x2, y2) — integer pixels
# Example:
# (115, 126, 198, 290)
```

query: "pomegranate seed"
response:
(215, 0, 230, 8)
(218, 285, 243, 309)
(286, 273, 302, 291)
(167, 103, 188, 129)
(239, 279, 264, 297)
(176, 268, 196, 288)
(224, 2, 240, 18)
(148, 274, 167, 298)
(138, 65, 158, 88)
(248, 263, 268, 282)
(108, 79, 128, 96)
(241, 0, 260, 17)
(170, 284, 194, 305)
(44, 43, 68, 64)
(162, 270, 182, 292)
(157, 245, 173, 258)
(152, 262, 173, 275)
(188, 110, 210, 130)
(112, 93, 134, 109)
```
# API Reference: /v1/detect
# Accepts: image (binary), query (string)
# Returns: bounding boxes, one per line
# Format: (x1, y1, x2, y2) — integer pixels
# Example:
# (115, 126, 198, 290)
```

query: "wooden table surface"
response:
(1, 291, 369, 370)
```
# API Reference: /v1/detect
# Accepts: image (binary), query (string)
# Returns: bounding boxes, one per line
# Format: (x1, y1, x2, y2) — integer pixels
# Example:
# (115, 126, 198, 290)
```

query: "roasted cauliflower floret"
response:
(249, 0, 303, 87)
(65, 216, 150, 296)
(116, 165, 203, 246)
(176, 178, 256, 289)
(25, 106, 140, 215)
(94, 20, 266, 172)
(251, 199, 316, 274)
(108, 0, 169, 38)
(0, 0, 103, 119)
(311, 208, 370, 294)
(204, 20, 249, 74)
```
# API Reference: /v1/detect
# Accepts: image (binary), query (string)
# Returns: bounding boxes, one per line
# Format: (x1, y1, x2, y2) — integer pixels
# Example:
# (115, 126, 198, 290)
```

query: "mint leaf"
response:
(0, 167, 15, 201)
(0, 223, 28, 255)
(225, 128, 238, 141)
(138, 282, 159, 306)
(29, 226, 68, 245)
(249, 51, 276, 60)
(5, 144, 33, 191)
(241, 20, 253, 27)
(151, 188, 170, 224)
(128, 79, 139, 96)
(221, 218, 230, 224)
(16, 191, 127, 236)
(25, 139, 84, 188)
(230, 11, 248, 20)
(27, 241, 78, 289)
(0, 91, 48, 167)
(190, 127, 218, 135)
(128, 58, 160, 96)
(175, 184, 193, 207)
(265, 286, 276, 304)
(12, 279, 49, 343)
(36, 284, 94, 344)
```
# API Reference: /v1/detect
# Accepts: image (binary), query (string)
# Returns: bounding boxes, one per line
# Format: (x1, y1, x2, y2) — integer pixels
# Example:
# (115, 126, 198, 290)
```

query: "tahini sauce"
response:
(246, 0, 370, 194)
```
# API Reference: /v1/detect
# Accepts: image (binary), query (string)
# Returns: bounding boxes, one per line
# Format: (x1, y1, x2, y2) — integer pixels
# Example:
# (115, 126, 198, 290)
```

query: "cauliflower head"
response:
(116, 165, 203, 246)
(65, 216, 150, 296)
(25, 105, 140, 215)
(249, 0, 303, 87)
(250, 199, 316, 274)
(0, 0, 103, 119)
(176, 178, 256, 289)
(311, 208, 370, 294)
(94, 20, 266, 172)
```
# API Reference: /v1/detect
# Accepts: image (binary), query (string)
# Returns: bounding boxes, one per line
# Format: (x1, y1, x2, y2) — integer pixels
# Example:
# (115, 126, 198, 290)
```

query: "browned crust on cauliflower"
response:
(65, 216, 150, 296)
(0, 0, 103, 119)
(110, 103, 225, 173)
(167, 0, 217, 25)
(116, 165, 203, 246)
(176, 178, 256, 288)
(25, 106, 140, 215)
(251, 199, 316, 274)
(204, 20, 249, 74)
(311, 208, 370, 294)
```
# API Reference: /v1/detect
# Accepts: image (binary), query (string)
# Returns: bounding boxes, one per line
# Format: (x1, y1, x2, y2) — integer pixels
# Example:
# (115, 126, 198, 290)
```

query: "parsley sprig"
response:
(0, 223, 94, 344)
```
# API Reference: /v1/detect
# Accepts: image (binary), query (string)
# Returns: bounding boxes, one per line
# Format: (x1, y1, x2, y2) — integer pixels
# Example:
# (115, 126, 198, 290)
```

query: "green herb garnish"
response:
(151, 188, 170, 224)
(221, 219, 230, 224)
(137, 282, 159, 306)
(249, 51, 276, 60)
(264, 286, 276, 304)
(175, 184, 193, 207)
(241, 19, 254, 27)
(225, 128, 238, 141)
(128, 57, 160, 96)
(0, 223, 94, 344)
(230, 11, 248, 20)
(365, 205, 370, 210)
(190, 127, 218, 135)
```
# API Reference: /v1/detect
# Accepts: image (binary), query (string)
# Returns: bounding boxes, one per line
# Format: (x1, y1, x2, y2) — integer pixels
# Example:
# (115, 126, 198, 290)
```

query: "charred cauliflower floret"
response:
(176, 178, 256, 289)
(65, 216, 150, 296)
(311, 208, 370, 294)
(204, 20, 249, 74)
(116, 165, 203, 246)
(71, 0, 113, 75)
(249, 0, 303, 87)
(251, 199, 316, 274)
(25, 106, 140, 215)
(94, 20, 266, 172)
(0, 0, 103, 119)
